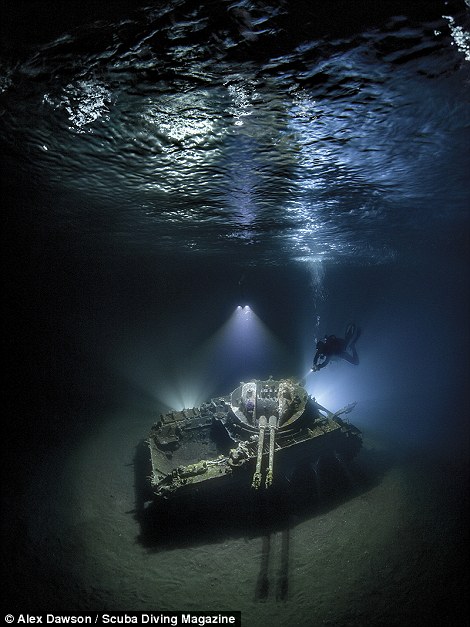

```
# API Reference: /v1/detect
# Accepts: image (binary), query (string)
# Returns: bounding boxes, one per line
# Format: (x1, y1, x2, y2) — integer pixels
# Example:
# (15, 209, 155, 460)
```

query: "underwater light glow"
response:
(136, 305, 281, 412)
(155, 377, 209, 412)
(192, 304, 286, 387)
(112, 304, 285, 414)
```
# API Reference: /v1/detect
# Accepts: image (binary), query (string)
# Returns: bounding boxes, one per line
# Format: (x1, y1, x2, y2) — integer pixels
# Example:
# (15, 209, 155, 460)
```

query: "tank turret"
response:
(147, 378, 362, 500)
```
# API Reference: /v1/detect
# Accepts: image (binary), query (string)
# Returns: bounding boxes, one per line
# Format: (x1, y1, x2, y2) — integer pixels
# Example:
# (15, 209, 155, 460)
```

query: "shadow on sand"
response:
(132, 438, 394, 552)
(131, 438, 395, 601)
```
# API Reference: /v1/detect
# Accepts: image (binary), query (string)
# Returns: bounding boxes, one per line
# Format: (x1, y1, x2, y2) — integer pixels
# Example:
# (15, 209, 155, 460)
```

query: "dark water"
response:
(2, 1, 470, 624)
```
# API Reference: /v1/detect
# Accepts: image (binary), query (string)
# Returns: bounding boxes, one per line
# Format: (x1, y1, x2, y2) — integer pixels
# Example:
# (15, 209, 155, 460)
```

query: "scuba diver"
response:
(312, 323, 361, 371)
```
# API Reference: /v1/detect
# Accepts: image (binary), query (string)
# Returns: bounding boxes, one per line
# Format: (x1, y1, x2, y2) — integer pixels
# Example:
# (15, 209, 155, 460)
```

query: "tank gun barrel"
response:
(147, 378, 362, 501)
(251, 415, 267, 489)
(265, 415, 278, 488)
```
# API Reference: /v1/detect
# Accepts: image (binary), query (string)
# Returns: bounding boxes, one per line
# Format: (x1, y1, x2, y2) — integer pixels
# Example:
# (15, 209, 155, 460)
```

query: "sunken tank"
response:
(147, 377, 362, 500)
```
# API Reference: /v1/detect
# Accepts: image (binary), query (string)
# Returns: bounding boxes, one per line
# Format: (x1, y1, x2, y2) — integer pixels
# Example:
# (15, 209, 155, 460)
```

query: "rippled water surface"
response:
(2, 0, 469, 264)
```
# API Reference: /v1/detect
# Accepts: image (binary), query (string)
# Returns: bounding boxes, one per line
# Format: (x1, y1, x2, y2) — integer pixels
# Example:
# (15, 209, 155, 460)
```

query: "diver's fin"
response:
(350, 326, 361, 345)
(345, 323, 356, 343)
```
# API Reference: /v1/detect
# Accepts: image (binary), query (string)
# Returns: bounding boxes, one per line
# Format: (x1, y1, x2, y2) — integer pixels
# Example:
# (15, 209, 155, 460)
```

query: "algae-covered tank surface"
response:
(2, 0, 469, 624)
(147, 378, 361, 500)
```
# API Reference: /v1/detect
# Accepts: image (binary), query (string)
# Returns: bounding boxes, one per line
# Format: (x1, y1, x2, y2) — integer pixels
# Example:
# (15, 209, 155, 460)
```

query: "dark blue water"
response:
(2, 1, 469, 624)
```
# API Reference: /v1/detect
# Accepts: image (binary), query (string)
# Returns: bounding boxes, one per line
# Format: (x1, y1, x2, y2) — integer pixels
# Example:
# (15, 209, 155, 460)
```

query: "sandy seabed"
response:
(4, 404, 468, 627)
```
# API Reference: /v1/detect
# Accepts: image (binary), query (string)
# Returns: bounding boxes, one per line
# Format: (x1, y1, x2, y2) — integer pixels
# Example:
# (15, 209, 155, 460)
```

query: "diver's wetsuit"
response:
(313, 324, 360, 370)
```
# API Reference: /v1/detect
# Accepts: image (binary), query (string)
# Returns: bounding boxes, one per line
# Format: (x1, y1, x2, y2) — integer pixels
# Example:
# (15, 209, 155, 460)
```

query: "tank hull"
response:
(147, 378, 362, 500)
